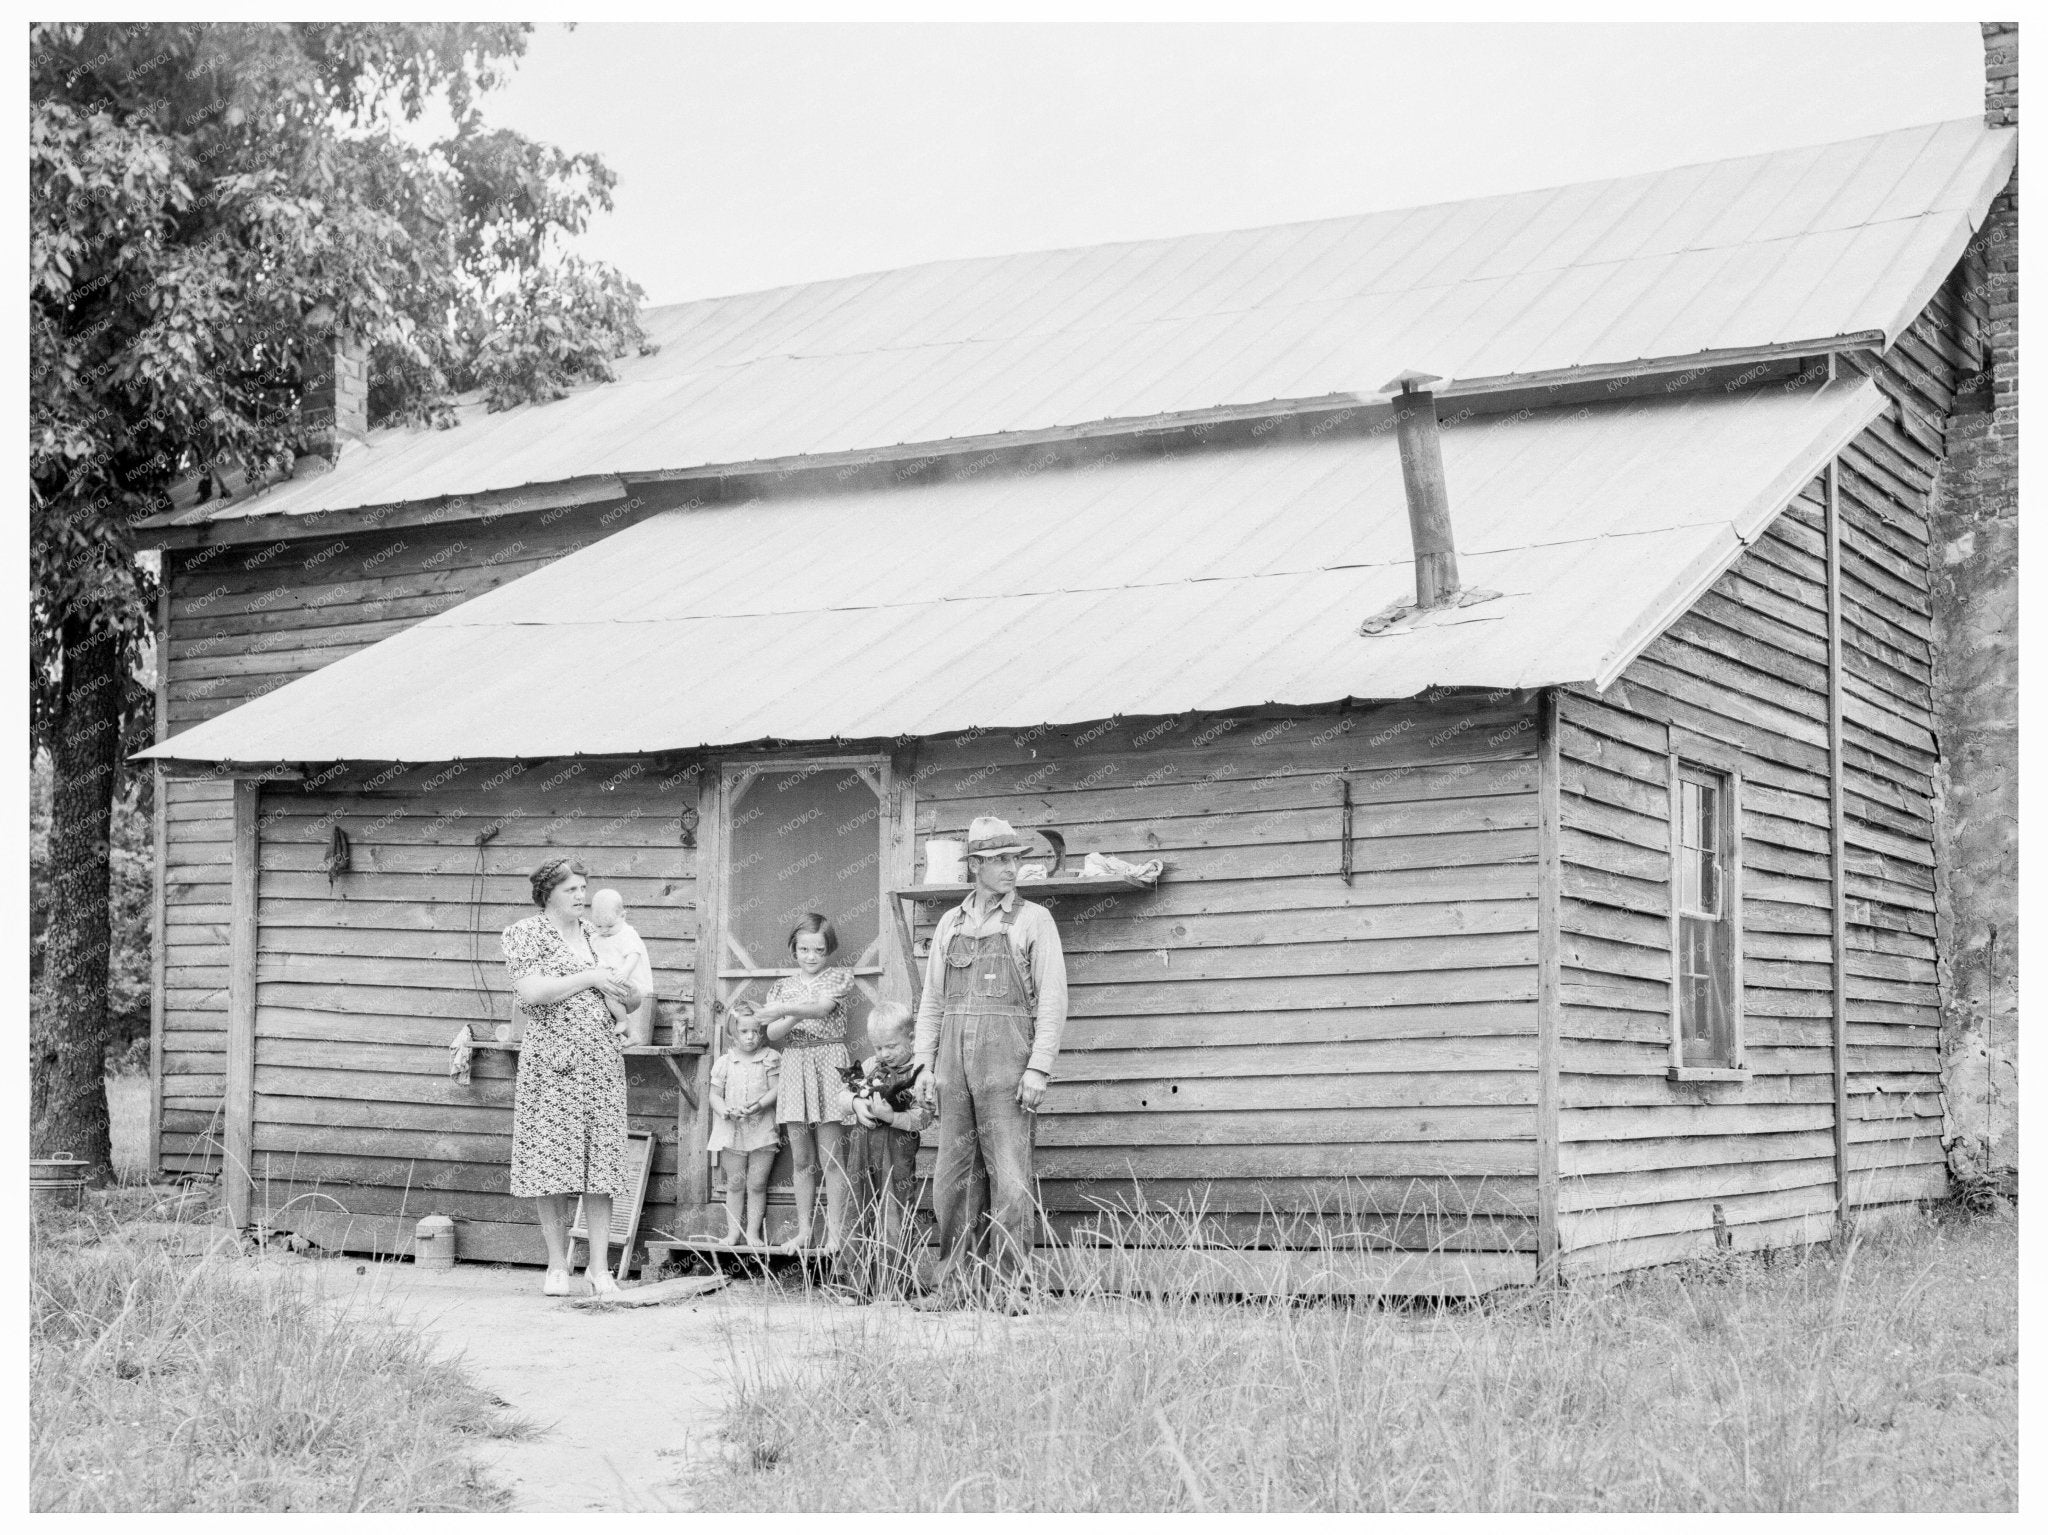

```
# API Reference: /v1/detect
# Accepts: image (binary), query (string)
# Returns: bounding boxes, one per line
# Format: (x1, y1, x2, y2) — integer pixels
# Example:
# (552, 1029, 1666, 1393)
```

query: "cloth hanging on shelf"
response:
(1081, 851, 1164, 883)
(448, 1023, 476, 1085)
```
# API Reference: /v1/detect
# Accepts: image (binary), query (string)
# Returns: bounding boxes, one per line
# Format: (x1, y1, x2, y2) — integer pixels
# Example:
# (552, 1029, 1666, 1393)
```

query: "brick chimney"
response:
(1985, 21, 2017, 128)
(295, 325, 369, 477)
(1981, 22, 2017, 441)
(1924, 22, 2019, 1186)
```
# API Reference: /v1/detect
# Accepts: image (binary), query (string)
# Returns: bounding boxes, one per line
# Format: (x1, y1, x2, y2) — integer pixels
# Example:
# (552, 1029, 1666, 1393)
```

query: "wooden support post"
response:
(882, 745, 919, 1009)
(225, 778, 260, 1229)
(657, 1052, 698, 1110)
(147, 577, 170, 1179)
(893, 897, 922, 1011)
(1825, 458, 1852, 1225)
(683, 765, 722, 1211)
(1534, 689, 1562, 1280)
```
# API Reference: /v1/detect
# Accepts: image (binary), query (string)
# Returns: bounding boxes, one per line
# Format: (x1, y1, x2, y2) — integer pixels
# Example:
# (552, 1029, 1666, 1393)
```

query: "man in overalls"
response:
(912, 815, 1069, 1312)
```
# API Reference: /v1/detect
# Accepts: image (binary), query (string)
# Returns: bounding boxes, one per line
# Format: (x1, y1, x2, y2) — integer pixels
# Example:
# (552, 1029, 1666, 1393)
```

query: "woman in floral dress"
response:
(758, 912, 856, 1253)
(502, 858, 644, 1296)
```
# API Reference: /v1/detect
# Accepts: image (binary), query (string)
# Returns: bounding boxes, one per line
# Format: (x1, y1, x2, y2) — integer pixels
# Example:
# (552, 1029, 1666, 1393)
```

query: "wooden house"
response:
(136, 114, 2017, 1291)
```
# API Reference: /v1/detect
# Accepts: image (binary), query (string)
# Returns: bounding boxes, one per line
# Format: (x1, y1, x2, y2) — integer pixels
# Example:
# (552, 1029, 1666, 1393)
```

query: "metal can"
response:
(414, 1213, 457, 1270)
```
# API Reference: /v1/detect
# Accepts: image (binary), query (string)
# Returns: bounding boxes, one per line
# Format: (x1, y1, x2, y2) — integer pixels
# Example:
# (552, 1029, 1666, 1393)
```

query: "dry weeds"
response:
(30, 1195, 530, 1512)
(693, 1202, 2016, 1512)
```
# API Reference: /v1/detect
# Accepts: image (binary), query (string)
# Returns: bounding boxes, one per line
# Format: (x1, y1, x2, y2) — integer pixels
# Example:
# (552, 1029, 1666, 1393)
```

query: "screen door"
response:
(711, 757, 892, 1207)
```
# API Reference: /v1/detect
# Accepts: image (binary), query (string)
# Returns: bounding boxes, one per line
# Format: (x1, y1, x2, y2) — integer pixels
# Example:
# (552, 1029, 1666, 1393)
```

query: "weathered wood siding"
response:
(1554, 490, 1841, 1276)
(1835, 318, 1954, 1209)
(249, 760, 700, 1263)
(902, 693, 1545, 1261)
(157, 499, 655, 1173)
(1553, 327, 1953, 1272)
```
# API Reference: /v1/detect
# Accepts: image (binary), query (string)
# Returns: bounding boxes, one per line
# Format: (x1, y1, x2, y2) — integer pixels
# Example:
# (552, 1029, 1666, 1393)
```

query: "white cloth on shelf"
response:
(448, 1024, 475, 1085)
(1081, 851, 1164, 883)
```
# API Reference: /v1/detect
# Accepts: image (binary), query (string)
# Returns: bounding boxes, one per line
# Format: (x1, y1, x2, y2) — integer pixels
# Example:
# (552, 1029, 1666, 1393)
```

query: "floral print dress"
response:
(770, 965, 856, 1125)
(502, 913, 630, 1198)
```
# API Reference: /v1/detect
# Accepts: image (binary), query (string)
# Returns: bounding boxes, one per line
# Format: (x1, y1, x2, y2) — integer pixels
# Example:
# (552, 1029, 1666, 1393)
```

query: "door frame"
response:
(686, 747, 918, 1209)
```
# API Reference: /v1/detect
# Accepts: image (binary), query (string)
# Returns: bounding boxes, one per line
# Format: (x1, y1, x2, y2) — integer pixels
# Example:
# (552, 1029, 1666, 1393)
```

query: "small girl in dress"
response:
(707, 1005, 781, 1246)
(756, 912, 855, 1253)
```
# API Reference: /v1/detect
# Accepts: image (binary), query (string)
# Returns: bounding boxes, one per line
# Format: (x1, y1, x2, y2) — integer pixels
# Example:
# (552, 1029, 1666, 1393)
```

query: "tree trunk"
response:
(31, 626, 121, 1181)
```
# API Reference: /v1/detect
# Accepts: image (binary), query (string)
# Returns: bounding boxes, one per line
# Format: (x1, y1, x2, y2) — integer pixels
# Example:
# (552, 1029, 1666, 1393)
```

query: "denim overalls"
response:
(932, 900, 1040, 1294)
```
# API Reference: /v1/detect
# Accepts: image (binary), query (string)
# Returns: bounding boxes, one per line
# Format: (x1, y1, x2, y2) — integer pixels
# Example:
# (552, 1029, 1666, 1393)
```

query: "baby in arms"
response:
(588, 888, 656, 1043)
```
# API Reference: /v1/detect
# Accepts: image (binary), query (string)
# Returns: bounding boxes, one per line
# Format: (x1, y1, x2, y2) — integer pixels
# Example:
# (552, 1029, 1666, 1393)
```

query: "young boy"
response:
(835, 1003, 930, 1299)
(587, 888, 656, 1043)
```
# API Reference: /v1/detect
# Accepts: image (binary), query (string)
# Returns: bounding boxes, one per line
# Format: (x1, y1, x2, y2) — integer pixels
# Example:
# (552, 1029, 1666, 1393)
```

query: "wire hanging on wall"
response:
(468, 825, 501, 1029)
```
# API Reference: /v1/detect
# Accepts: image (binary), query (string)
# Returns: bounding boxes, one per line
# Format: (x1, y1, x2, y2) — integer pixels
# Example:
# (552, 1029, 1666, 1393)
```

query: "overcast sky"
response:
(473, 23, 1987, 309)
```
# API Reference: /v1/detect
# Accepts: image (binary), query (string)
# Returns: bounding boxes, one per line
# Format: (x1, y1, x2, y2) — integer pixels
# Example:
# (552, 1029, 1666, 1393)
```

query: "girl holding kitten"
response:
(755, 912, 855, 1252)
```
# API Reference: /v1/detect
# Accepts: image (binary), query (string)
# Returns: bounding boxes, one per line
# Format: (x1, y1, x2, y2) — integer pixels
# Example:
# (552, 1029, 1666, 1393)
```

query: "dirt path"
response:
(314, 1260, 805, 1510)
(311, 1257, 1067, 1511)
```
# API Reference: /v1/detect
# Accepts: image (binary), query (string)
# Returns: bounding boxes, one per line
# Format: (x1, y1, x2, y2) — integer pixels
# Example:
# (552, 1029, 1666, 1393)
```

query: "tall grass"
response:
(693, 1204, 2015, 1512)
(31, 1219, 529, 1512)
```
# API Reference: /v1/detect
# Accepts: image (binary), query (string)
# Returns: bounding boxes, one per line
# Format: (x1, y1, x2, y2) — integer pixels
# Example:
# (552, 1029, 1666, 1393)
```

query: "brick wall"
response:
(1927, 23, 2019, 1181)
(1985, 22, 2017, 129)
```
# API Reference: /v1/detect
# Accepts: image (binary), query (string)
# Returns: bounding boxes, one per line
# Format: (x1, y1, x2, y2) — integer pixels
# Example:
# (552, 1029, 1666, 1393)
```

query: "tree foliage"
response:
(30, 20, 651, 731)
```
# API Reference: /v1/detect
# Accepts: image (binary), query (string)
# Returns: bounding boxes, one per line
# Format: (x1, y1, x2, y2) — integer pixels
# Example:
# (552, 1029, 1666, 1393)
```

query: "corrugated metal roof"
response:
(143, 374, 1884, 764)
(149, 118, 2009, 531)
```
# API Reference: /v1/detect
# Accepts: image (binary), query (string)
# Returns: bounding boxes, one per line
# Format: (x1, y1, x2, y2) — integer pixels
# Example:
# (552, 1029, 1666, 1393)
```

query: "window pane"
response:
(1706, 915, 1735, 1061)
(1679, 915, 1733, 1065)
(1675, 764, 1737, 1066)
(1677, 774, 1722, 917)
(1696, 780, 1721, 914)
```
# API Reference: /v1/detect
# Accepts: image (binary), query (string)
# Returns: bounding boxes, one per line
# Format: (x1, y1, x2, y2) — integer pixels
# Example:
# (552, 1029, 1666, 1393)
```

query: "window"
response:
(1669, 756, 1743, 1077)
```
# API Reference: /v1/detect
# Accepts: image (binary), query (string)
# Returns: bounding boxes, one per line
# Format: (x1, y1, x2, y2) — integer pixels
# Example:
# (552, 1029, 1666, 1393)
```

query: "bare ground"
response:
(327, 1258, 1041, 1511)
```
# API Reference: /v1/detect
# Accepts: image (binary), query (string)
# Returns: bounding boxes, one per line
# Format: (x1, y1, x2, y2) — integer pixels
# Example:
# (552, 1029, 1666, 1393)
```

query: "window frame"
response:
(1665, 736, 1746, 1081)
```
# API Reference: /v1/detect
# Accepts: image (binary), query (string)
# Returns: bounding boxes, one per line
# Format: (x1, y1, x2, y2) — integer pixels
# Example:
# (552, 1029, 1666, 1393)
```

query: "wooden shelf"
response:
(468, 1039, 705, 1055)
(889, 874, 1158, 901)
(464, 1036, 706, 1107)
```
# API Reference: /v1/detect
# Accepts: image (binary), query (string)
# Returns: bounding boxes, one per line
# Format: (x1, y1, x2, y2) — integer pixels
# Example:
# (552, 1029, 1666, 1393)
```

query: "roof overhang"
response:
(142, 374, 1886, 768)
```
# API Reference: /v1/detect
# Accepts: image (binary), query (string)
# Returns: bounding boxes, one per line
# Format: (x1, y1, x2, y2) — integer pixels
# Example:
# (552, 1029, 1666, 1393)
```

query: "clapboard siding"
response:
(1555, 487, 1841, 1275)
(229, 695, 1542, 1264)
(1836, 322, 1954, 1207)
(155, 502, 651, 1171)
(906, 694, 1544, 1254)
(247, 767, 699, 1263)
(1553, 313, 1960, 1271)
(157, 775, 234, 1170)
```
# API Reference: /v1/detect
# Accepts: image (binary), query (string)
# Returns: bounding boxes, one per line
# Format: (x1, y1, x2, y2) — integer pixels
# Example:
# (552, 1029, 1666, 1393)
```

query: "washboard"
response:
(569, 1128, 657, 1281)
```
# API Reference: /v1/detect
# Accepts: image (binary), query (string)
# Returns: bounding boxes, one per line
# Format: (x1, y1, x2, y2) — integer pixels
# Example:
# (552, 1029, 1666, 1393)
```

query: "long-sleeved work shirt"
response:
(913, 888, 1069, 1078)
